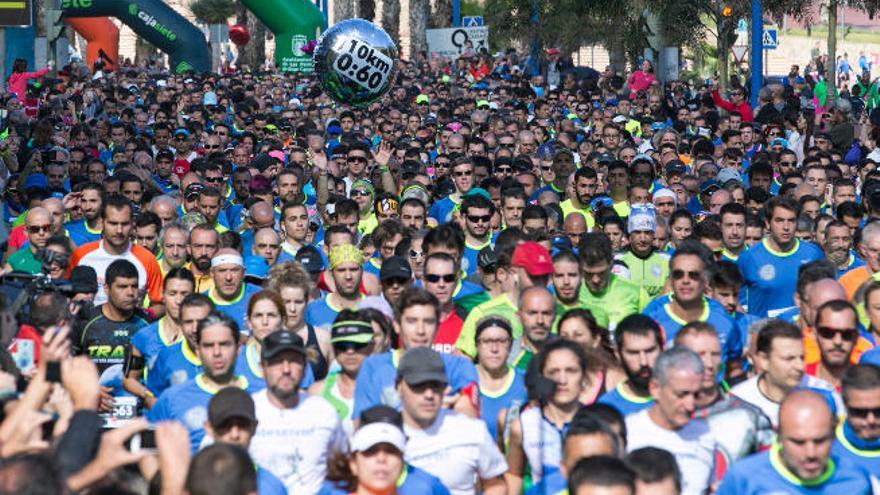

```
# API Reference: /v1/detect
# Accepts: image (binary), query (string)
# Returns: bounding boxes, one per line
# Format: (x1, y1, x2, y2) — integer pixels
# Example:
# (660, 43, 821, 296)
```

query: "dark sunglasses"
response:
(816, 326, 859, 341)
(496, 166, 512, 173)
(671, 269, 701, 281)
(351, 189, 371, 198)
(467, 214, 492, 224)
(27, 225, 52, 234)
(425, 273, 456, 283)
(347, 156, 368, 163)
(205, 176, 225, 183)
(333, 340, 371, 353)
(453, 170, 473, 177)
(848, 406, 880, 418)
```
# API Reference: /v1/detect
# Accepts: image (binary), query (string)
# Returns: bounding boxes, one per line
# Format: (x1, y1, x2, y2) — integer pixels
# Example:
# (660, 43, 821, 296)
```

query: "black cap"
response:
(261, 330, 306, 361)
(295, 245, 325, 274)
(156, 149, 174, 161)
(208, 387, 256, 426)
(396, 347, 447, 386)
(69, 265, 98, 294)
(185, 183, 204, 200)
(250, 153, 277, 172)
(478, 246, 497, 271)
(380, 256, 412, 282)
(596, 152, 614, 164)
(360, 405, 403, 428)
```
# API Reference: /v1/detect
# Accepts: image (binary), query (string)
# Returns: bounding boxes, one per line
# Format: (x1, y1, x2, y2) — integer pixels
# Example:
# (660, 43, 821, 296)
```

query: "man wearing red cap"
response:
(455, 242, 554, 358)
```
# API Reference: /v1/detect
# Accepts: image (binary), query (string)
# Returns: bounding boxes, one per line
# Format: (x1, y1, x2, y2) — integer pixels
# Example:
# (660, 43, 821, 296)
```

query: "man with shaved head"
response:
(3, 207, 52, 274)
(563, 212, 587, 248)
(717, 390, 873, 494)
(239, 200, 276, 254)
(807, 300, 859, 389)
(252, 227, 281, 265)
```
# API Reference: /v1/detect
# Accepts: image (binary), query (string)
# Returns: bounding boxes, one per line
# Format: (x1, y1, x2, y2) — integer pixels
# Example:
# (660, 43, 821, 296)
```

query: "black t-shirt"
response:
(74, 304, 152, 374)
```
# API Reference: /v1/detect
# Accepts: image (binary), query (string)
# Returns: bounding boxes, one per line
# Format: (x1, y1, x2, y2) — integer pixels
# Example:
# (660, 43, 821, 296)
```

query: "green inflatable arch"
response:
(240, 0, 324, 73)
(61, 0, 210, 73)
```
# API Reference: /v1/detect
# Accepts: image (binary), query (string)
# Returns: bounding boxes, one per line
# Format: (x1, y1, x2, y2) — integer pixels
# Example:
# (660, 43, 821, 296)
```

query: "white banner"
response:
(425, 27, 489, 59)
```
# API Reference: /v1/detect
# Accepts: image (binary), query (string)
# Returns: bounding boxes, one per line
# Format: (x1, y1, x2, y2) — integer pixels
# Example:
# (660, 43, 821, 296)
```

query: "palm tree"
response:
(190, 0, 236, 71)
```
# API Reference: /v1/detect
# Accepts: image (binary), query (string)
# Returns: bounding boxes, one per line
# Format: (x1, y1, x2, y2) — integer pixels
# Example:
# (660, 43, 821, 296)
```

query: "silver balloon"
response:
(313, 19, 398, 106)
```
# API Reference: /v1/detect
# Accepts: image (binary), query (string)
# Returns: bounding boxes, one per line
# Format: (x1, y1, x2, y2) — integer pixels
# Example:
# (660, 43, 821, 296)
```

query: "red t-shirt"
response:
(9, 325, 41, 371)
(432, 311, 464, 354)
(172, 158, 191, 177)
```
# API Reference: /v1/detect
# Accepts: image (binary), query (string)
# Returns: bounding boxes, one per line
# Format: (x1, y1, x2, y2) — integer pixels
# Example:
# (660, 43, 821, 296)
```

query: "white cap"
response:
(652, 188, 677, 205)
(350, 422, 406, 453)
(628, 203, 657, 233)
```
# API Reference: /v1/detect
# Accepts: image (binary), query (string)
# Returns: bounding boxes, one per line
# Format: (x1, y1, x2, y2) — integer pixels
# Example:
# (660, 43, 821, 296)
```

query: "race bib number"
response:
(104, 396, 139, 428)
(332, 37, 394, 93)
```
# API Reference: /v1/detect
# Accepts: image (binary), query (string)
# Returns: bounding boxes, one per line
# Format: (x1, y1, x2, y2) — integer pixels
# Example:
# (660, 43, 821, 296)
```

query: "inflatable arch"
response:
(60, 0, 210, 73)
(240, 0, 324, 72)
(64, 17, 120, 72)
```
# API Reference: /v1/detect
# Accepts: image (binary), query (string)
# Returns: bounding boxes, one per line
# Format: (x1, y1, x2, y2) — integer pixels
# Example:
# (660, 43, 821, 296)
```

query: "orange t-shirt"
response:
(840, 266, 871, 301)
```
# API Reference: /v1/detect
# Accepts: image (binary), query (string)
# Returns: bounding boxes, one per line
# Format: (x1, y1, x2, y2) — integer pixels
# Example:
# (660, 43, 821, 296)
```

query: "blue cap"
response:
(859, 348, 880, 367)
(244, 255, 269, 279)
(465, 187, 491, 201)
(174, 128, 190, 137)
(23, 173, 49, 190)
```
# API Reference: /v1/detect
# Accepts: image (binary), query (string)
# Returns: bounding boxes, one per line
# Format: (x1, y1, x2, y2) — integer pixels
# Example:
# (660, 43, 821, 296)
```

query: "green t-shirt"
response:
(578, 275, 649, 329)
(619, 250, 670, 299)
(8, 247, 41, 274)
(456, 293, 521, 358)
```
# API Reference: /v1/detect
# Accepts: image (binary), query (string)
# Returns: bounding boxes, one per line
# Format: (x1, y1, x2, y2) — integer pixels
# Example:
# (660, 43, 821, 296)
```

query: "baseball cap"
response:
(359, 405, 403, 427)
(331, 318, 375, 345)
(380, 256, 412, 282)
(261, 330, 306, 361)
(396, 347, 447, 386)
(415, 94, 429, 105)
(350, 422, 406, 453)
(244, 255, 269, 279)
(664, 161, 687, 176)
(628, 204, 657, 233)
(23, 173, 49, 191)
(208, 387, 256, 427)
(700, 179, 721, 195)
(156, 149, 174, 162)
(295, 245, 325, 274)
(596, 152, 615, 165)
(511, 242, 553, 276)
(478, 246, 497, 272)
(173, 128, 190, 137)
(69, 265, 98, 294)
(717, 167, 743, 185)
(184, 183, 204, 200)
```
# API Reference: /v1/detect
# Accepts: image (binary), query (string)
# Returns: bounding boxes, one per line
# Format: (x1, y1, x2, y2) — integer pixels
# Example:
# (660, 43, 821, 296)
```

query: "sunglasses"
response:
(27, 224, 52, 234)
(351, 189, 371, 198)
(815, 326, 859, 341)
(496, 166, 512, 173)
(848, 406, 880, 419)
(453, 170, 473, 177)
(671, 269, 701, 281)
(333, 341, 371, 353)
(347, 156, 368, 163)
(467, 214, 492, 223)
(425, 273, 456, 283)
(409, 250, 424, 258)
(780, 160, 797, 167)
(205, 177, 224, 183)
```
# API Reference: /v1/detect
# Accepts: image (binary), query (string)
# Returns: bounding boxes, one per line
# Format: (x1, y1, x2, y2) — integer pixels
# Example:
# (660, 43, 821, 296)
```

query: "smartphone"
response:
(127, 428, 157, 453)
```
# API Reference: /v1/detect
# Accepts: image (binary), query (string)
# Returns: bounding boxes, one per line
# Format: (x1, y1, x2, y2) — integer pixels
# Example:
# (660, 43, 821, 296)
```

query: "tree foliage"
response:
(189, 0, 236, 25)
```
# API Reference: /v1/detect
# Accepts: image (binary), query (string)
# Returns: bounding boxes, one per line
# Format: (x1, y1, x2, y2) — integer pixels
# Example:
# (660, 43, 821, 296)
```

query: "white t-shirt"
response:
(625, 409, 717, 495)
(730, 374, 843, 429)
(250, 390, 346, 495)
(404, 409, 508, 495)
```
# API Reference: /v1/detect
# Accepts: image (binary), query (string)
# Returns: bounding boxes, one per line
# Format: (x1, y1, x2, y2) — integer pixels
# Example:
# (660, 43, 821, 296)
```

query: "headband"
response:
(375, 198, 399, 214)
(329, 244, 364, 270)
(211, 254, 244, 268)
(475, 317, 513, 340)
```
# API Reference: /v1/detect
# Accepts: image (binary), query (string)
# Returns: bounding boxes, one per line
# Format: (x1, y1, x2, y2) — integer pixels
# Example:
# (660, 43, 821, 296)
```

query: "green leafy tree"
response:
(825, 0, 880, 84)
(189, 0, 236, 25)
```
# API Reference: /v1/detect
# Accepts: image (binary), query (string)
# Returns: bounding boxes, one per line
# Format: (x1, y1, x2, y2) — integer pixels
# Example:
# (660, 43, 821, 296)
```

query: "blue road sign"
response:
(462, 16, 484, 27)
(763, 28, 778, 49)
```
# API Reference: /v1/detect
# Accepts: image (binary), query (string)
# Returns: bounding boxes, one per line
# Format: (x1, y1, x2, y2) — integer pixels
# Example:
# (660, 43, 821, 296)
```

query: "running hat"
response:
(379, 256, 412, 282)
(360, 405, 403, 427)
(397, 347, 447, 386)
(652, 188, 677, 205)
(295, 245, 325, 274)
(350, 422, 406, 453)
(261, 330, 306, 361)
(208, 387, 256, 427)
(331, 319, 374, 345)
(717, 168, 743, 185)
(69, 265, 98, 294)
(628, 204, 657, 233)
(511, 242, 553, 276)
(329, 244, 364, 269)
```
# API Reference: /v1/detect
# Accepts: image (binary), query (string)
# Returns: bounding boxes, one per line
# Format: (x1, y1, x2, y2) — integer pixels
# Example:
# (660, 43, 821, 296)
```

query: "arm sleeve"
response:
(24, 68, 50, 79)
(712, 90, 734, 112)
(53, 410, 103, 478)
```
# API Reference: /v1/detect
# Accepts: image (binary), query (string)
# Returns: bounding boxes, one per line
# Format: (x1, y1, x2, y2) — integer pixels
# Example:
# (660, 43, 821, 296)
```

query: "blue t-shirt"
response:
(257, 466, 288, 495)
(838, 253, 866, 278)
(597, 381, 654, 417)
(148, 339, 201, 396)
(428, 196, 458, 224)
(525, 467, 567, 495)
(352, 349, 479, 420)
(363, 257, 382, 278)
(715, 447, 873, 495)
(479, 367, 528, 441)
(206, 283, 262, 334)
(233, 341, 315, 392)
(462, 239, 492, 276)
(131, 317, 178, 372)
(305, 296, 364, 328)
(737, 239, 824, 317)
(317, 464, 450, 495)
(66, 219, 101, 247)
(642, 295, 741, 362)
(832, 421, 880, 476)
(148, 374, 255, 452)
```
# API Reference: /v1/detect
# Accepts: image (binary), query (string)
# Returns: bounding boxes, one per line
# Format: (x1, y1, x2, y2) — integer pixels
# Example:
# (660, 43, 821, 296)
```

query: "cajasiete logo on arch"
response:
(129, 3, 178, 42)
